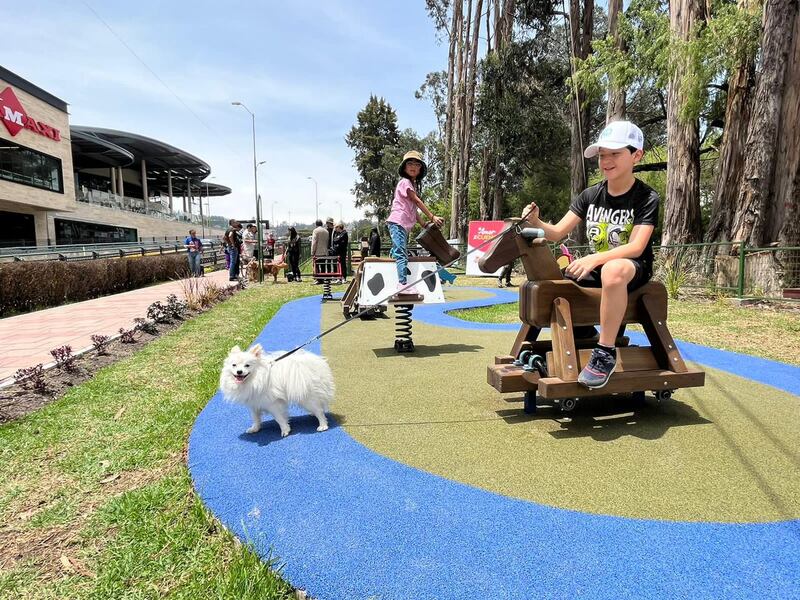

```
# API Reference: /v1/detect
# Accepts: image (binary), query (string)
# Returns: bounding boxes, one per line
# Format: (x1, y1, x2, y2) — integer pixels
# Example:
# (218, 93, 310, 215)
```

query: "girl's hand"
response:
(431, 215, 444, 228)
(564, 255, 601, 280)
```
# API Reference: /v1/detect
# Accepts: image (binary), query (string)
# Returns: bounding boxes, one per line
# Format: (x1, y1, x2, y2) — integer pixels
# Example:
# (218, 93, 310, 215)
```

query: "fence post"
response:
(737, 242, 746, 298)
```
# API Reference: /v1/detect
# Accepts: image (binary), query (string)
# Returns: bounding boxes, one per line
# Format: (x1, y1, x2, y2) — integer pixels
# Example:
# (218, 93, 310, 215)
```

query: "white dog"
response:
(219, 344, 333, 437)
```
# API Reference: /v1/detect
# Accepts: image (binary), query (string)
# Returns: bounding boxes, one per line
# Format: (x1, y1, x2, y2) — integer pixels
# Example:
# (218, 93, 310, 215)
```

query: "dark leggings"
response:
(289, 254, 301, 279)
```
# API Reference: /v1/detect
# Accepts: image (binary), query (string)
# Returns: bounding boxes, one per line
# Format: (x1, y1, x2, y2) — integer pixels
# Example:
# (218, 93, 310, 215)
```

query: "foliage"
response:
(134, 317, 159, 335)
(147, 300, 172, 324)
(165, 293, 188, 320)
(345, 95, 401, 223)
(50, 345, 77, 372)
(0, 254, 190, 317)
(14, 364, 47, 393)
(91, 334, 110, 355)
(118, 327, 138, 344)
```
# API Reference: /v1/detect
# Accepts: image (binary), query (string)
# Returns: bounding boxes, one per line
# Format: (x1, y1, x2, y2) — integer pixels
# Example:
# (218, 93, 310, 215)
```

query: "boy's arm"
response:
(409, 188, 444, 227)
(521, 202, 581, 242)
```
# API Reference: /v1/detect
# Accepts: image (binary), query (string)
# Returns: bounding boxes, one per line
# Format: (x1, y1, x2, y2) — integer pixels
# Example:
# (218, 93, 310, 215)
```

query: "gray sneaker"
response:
(578, 347, 617, 388)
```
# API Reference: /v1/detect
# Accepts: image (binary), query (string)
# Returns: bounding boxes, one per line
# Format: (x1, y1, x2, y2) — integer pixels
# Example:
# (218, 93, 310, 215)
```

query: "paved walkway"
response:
(0, 270, 235, 382)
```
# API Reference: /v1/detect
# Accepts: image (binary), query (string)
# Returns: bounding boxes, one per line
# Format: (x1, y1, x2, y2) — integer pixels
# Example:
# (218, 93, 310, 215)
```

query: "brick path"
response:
(0, 270, 236, 382)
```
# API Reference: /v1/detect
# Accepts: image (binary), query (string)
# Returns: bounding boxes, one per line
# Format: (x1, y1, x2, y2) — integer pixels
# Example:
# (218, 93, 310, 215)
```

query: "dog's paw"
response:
(280, 428, 291, 437)
(316, 424, 329, 432)
(246, 424, 261, 434)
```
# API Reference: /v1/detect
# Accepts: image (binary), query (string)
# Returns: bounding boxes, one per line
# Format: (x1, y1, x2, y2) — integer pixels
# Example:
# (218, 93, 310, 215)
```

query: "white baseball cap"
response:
(584, 120, 644, 158)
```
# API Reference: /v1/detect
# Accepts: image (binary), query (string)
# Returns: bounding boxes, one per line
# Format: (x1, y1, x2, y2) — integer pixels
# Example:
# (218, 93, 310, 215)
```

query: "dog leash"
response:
(272, 208, 540, 363)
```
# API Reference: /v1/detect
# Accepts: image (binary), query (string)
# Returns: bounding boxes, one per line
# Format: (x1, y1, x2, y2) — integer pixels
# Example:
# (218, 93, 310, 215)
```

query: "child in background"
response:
(521, 120, 659, 389)
(386, 151, 444, 295)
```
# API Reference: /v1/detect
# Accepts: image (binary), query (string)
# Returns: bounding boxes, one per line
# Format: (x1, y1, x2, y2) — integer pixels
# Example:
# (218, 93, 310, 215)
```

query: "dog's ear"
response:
(231, 345, 241, 354)
(251, 343, 263, 357)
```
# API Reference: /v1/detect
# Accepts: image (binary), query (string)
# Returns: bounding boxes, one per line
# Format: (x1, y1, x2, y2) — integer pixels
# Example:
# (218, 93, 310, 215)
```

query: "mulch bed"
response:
(0, 290, 239, 424)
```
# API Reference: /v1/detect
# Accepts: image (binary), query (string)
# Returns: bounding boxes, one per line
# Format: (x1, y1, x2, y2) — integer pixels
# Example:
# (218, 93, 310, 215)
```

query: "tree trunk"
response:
(663, 0, 704, 246)
(775, 6, 800, 289)
(606, 0, 626, 121)
(704, 27, 756, 249)
(568, 0, 593, 245)
(443, 1, 462, 207)
(449, 1, 467, 240)
(730, 0, 797, 247)
(455, 0, 483, 241)
(479, 145, 492, 219)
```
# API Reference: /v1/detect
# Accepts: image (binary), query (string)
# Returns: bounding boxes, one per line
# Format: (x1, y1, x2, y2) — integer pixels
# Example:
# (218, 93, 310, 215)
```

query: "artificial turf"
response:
(322, 288, 800, 523)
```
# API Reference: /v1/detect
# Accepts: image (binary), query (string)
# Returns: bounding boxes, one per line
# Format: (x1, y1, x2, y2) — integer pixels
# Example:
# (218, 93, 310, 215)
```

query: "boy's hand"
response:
(522, 202, 540, 224)
(565, 254, 602, 280)
(430, 215, 444, 228)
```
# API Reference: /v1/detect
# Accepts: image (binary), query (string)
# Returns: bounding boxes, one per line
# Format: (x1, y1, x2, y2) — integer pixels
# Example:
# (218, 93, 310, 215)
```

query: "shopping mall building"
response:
(0, 65, 230, 247)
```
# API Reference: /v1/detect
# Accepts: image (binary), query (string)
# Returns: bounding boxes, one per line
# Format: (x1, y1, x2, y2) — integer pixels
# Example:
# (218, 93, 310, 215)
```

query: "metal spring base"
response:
(322, 279, 333, 302)
(393, 304, 414, 352)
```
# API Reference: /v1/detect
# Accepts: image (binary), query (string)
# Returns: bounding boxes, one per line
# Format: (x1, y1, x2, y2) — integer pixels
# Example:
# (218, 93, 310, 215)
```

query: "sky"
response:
(1, 0, 447, 225)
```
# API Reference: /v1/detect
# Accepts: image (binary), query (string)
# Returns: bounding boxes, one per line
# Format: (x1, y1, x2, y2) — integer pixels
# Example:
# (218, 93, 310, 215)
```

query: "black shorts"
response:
(572, 258, 652, 292)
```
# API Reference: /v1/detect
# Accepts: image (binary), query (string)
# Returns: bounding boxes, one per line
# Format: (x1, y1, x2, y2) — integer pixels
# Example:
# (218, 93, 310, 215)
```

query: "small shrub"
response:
(50, 345, 77, 372)
(118, 327, 138, 344)
(179, 276, 204, 311)
(146, 301, 171, 324)
(133, 318, 159, 335)
(165, 294, 188, 320)
(15, 364, 47, 393)
(199, 283, 223, 308)
(91, 334, 110, 355)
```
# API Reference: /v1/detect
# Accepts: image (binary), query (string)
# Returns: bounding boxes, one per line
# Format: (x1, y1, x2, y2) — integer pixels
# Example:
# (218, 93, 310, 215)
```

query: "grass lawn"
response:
(0, 281, 318, 600)
(450, 287, 800, 366)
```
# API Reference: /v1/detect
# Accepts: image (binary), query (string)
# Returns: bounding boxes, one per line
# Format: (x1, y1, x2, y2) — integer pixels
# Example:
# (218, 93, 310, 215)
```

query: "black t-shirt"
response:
(226, 227, 242, 248)
(568, 179, 659, 270)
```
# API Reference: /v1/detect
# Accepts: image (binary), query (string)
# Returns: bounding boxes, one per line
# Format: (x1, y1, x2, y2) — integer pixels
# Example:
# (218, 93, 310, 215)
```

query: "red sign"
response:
(466, 220, 505, 275)
(0, 86, 61, 142)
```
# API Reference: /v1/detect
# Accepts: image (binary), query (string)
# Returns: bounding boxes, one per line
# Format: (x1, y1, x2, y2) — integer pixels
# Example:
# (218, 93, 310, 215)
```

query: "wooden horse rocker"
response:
(480, 219, 705, 413)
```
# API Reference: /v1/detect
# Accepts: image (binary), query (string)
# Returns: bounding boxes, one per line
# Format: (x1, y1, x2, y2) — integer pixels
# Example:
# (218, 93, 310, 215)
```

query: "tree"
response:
(730, 0, 798, 247)
(345, 96, 401, 223)
(662, 0, 705, 246)
(606, 0, 626, 121)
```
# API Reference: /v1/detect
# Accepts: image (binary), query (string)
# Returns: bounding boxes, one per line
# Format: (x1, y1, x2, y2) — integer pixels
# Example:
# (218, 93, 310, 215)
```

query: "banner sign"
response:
(466, 220, 504, 276)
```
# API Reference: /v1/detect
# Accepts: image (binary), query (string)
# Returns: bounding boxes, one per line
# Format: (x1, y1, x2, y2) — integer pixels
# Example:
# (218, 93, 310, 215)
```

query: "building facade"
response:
(0, 66, 228, 247)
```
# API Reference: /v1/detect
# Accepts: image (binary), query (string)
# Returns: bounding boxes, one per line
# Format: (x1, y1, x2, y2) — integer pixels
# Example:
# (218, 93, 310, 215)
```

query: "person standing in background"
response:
(331, 222, 349, 283)
(287, 226, 302, 282)
(184, 229, 203, 276)
(369, 226, 381, 257)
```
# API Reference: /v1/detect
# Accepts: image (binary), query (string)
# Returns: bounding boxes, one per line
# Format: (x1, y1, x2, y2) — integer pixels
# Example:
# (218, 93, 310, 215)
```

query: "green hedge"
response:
(0, 254, 191, 316)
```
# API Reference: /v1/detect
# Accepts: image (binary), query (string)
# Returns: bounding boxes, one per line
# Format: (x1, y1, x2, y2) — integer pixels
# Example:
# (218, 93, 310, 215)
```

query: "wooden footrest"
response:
(527, 369, 705, 399)
(487, 364, 539, 393)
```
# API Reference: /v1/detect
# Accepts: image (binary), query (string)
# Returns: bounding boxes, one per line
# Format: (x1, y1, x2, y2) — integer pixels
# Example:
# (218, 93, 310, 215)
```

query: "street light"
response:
(232, 101, 263, 282)
(307, 176, 319, 222)
(203, 176, 216, 238)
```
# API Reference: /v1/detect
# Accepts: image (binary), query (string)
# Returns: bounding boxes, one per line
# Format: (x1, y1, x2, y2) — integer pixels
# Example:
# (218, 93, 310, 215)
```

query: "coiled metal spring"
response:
(394, 303, 414, 352)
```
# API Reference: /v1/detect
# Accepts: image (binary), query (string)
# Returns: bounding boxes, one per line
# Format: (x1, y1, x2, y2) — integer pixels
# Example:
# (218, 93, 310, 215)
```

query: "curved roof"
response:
(71, 128, 135, 169)
(70, 125, 210, 180)
(187, 181, 232, 197)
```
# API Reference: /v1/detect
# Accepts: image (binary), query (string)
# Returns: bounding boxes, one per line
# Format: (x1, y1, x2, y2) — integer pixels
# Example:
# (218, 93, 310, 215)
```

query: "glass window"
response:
(0, 141, 64, 193)
(54, 218, 137, 245)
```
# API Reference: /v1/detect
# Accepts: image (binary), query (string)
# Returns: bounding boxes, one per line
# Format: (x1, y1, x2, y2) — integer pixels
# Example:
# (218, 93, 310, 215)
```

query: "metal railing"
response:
(77, 188, 203, 224)
(0, 240, 226, 263)
(560, 241, 800, 301)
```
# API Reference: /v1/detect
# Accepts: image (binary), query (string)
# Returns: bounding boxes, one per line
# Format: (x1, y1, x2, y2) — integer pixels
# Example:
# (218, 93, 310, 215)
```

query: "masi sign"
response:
(0, 86, 61, 142)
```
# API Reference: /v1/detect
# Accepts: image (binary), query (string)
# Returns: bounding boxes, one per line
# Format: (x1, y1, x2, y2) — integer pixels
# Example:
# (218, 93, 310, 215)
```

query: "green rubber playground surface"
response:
(322, 288, 800, 523)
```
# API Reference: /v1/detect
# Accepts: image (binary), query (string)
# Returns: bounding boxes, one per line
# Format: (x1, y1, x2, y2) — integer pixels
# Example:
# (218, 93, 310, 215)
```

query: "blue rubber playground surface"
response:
(188, 289, 800, 600)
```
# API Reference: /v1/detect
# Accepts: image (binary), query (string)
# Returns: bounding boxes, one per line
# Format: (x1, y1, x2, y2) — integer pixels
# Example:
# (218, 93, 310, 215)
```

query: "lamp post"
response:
(307, 176, 319, 222)
(202, 176, 216, 238)
(232, 101, 263, 283)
